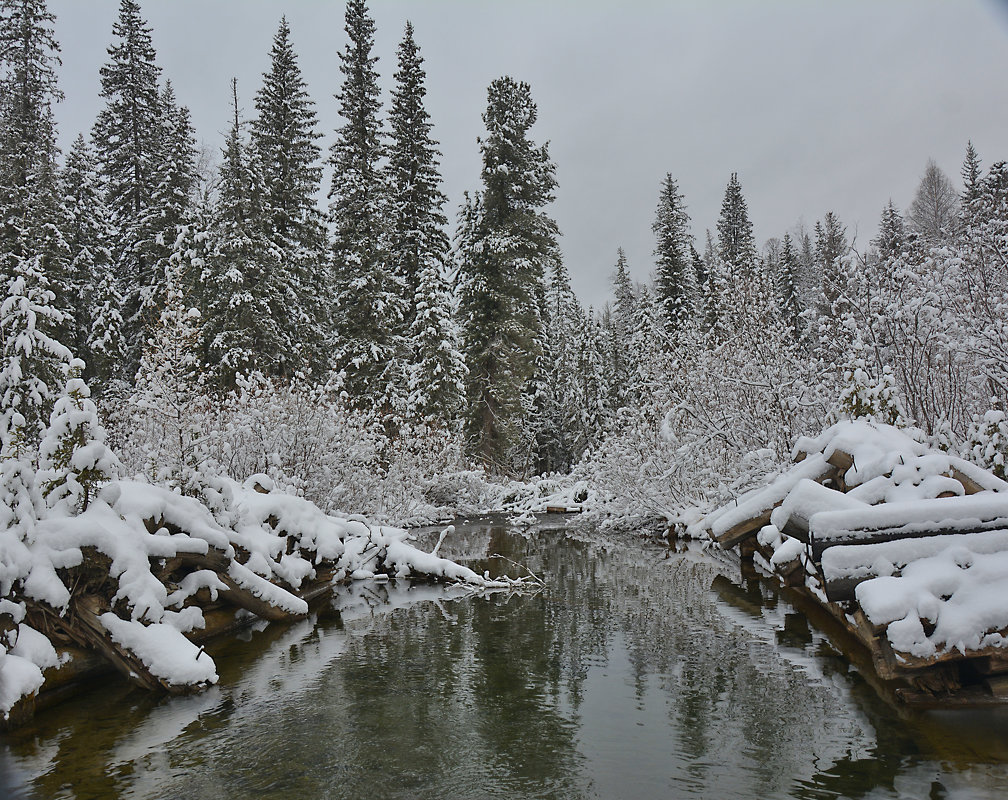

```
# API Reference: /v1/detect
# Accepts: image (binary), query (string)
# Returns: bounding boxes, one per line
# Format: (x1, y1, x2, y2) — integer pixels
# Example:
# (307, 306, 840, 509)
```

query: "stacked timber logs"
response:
(695, 420, 1008, 707)
(1, 475, 526, 729)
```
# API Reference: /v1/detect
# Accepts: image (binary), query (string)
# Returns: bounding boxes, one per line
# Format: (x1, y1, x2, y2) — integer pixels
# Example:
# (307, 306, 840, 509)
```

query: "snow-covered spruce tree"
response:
(0, 412, 40, 609)
(330, 0, 401, 410)
(812, 211, 850, 328)
(250, 16, 327, 378)
(59, 134, 114, 368)
(874, 200, 907, 261)
(652, 173, 695, 339)
(138, 81, 197, 332)
(0, 251, 70, 445)
(37, 359, 119, 515)
(961, 141, 983, 212)
(456, 77, 560, 473)
(777, 232, 802, 339)
(571, 310, 611, 456)
(609, 247, 637, 409)
(534, 258, 581, 472)
(202, 80, 280, 388)
(716, 172, 757, 283)
(93, 0, 163, 371)
(407, 255, 465, 425)
(388, 21, 464, 424)
(956, 161, 1008, 420)
(87, 263, 126, 391)
(131, 264, 205, 493)
(698, 229, 729, 341)
(0, 0, 63, 268)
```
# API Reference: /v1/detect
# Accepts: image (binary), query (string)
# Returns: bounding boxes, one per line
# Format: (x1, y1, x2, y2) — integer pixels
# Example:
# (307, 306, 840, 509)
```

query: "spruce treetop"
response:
(716, 172, 756, 277)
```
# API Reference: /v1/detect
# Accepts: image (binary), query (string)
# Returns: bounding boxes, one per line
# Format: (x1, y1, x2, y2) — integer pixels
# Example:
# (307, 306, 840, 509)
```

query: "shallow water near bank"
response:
(2, 516, 1007, 799)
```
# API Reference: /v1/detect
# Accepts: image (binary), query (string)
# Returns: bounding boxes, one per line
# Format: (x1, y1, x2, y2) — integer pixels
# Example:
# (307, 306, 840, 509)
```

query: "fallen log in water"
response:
(701, 420, 1008, 708)
(2, 476, 535, 730)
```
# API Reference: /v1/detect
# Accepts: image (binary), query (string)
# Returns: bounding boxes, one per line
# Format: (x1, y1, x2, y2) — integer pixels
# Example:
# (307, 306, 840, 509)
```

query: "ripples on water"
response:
(2, 517, 1007, 799)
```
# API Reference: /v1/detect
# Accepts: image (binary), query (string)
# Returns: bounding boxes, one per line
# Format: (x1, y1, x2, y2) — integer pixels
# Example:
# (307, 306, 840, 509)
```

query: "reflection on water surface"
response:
(2, 517, 1007, 799)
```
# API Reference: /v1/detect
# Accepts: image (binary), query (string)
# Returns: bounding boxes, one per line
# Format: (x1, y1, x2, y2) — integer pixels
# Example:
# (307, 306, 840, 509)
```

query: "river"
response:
(2, 516, 1007, 799)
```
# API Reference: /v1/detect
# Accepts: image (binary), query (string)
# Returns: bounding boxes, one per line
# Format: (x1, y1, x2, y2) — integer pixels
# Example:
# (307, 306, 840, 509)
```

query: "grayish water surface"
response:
(2, 517, 1007, 799)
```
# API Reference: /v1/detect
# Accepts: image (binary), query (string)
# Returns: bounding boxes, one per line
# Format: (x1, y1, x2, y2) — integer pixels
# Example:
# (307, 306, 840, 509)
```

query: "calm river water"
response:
(2, 516, 1007, 799)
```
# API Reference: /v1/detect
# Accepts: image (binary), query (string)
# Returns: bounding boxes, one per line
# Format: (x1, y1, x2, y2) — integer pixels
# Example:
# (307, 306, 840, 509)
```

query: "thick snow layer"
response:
(104, 481, 232, 552)
(770, 478, 865, 533)
(0, 652, 43, 717)
(227, 561, 309, 616)
(707, 454, 832, 539)
(811, 492, 1008, 543)
(31, 498, 207, 621)
(795, 420, 928, 488)
(9, 624, 60, 671)
(851, 542, 1008, 659)
(100, 613, 218, 687)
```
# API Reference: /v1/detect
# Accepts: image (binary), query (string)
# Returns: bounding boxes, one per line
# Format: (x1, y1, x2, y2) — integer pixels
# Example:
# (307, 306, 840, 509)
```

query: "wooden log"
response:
(67, 595, 169, 694)
(738, 536, 757, 562)
(984, 673, 1008, 698)
(823, 575, 866, 603)
(810, 524, 997, 563)
(973, 654, 1008, 675)
(715, 509, 773, 549)
(826, 448, 854, 473)
(216, 571, 305, 621)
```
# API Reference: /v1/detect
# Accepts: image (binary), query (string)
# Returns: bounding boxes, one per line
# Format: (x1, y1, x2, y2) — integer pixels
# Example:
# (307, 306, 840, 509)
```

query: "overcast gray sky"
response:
(49, 0, 1008, 310)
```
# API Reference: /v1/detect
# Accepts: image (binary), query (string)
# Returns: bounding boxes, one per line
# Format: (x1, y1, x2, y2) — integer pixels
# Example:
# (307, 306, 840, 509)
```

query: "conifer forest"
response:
(3, 1, 1008, 795)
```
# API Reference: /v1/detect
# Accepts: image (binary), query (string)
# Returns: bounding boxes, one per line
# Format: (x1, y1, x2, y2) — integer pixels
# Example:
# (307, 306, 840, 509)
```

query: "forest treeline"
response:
(2, 0, 1008, 530)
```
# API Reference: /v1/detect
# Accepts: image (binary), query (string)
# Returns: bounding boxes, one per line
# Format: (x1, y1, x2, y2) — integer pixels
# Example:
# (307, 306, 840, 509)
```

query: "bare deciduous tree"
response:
(908, 159, 960, 243)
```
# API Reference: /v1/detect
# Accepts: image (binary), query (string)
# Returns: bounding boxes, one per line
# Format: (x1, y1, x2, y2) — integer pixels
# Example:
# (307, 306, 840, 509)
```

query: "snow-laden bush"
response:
(831, 356, 907, 428)
(103, 372, 490, 527)
(37, 359, 120, 514)
(575, 290, 831, 533)
(966, 408, 1008, 480)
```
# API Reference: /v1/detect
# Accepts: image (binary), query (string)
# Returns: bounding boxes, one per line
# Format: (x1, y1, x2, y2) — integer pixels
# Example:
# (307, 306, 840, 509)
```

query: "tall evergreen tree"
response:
(610, 247, 636, 407)
(777, 232, 802, 338)
(140, 80, 197, 331)
(652, 173, 695, 337)
(388, 21, 446, 327)
(329, 0, 398, 407)
(456, 77, 559, 472)
(534, 258, 580, 472)
(716, 172, 756, 281)
(699, 228, 729, 339)
(59, 134, 112, 365)
(203, 80, 279, 387)
(814, 211, 849, 319)
(386, 21, 462, 423)
(874, 200, 907, 260)
(0, 0, 63, 268)
(93, 0, 173, 376)
(962, 140, 982, 205)
(251, 16, 326, 377)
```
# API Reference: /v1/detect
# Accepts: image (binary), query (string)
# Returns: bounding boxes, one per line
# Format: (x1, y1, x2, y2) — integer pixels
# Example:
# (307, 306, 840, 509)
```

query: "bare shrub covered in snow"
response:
(104, 372, 488, 527)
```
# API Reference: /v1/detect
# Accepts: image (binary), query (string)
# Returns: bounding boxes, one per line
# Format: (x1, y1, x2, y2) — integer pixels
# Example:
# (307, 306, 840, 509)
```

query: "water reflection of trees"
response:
(4, 517, 1008, 799)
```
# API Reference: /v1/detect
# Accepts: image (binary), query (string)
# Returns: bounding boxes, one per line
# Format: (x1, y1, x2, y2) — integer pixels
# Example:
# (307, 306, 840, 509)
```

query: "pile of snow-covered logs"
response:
(693, 420, 1008, 707)
(1, 475, 526, 728)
